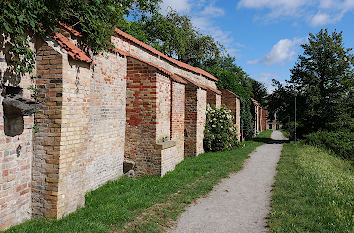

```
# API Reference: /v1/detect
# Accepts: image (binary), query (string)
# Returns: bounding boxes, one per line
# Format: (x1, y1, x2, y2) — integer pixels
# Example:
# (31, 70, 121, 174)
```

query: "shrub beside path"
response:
(169, 130, 288, 233)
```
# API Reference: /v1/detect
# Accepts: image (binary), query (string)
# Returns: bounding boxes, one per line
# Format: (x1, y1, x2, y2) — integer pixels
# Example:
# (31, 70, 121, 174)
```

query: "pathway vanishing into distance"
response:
(169, 130, 288, 233)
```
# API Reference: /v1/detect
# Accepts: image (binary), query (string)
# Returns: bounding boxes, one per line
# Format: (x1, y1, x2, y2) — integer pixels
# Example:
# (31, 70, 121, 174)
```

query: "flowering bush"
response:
(204, 105, 240, 152)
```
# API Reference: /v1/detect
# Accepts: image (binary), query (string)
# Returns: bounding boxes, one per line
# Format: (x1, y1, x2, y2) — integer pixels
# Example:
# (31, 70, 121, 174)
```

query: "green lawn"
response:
(268, 142, 354, 233)
(5, 131, 272, 233)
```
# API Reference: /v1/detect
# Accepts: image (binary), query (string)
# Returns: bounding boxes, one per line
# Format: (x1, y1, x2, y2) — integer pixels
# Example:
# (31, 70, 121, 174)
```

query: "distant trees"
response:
(202, 55, 261, 139)
(267, 29, 354, 137)
(122, 10, 222, 67)
(1, 0, 269, 139)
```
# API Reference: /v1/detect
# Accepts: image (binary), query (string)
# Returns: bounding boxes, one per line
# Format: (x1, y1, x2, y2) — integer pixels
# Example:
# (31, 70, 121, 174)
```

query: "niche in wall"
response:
(2, 86, 40, 137)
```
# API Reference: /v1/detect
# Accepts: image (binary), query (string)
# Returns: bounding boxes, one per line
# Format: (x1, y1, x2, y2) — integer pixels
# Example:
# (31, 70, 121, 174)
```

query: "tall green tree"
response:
(268, 29, 353, 137)
(250, 79, 268, 106)
(124, 10, 222, 67)
(289, 29, 353, 133)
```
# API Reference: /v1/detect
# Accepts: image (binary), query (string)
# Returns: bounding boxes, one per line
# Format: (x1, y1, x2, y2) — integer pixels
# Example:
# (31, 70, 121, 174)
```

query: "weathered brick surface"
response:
(171, 82, 185, 164)
(156, 72, 171, 141)
(57, 57, 91, 218)
(1, 29, 220, 230)
(196, 88, 206, 155)
(184, 84, 198, 157)
(125, 58, 159, 176)
(112, 35, 217, 90)
(32, 41, 64, 219)
(215, 94, 221, 108)
(184, 84, 206, 157)
(160, 145, 178, 176)
(206, 91, 221, 108)
(0, 43, 34, 230)
(125, 57, 184, 176)
(86, 52, 126, 191)
(221, 89, 241, 141)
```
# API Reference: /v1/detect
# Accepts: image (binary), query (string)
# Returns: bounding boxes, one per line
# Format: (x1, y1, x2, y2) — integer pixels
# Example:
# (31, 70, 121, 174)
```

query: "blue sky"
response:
(160, 0, 354, 92)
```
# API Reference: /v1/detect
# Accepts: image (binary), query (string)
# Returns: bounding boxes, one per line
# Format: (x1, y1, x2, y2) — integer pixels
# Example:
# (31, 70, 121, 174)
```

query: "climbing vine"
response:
(0, 0, 161, 78)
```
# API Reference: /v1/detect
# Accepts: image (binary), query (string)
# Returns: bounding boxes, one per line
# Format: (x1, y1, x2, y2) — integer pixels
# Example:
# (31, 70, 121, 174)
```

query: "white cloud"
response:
(251, 72, 280, 93)
(201, 5, 225, 17)
(310, 12, 332, 26)
(160, 0, 191, 13)
(191, 3, 240, 56)
(238, 0, 354, 26)
(238, 0, 308, 18)
(248, 38, 304, 66)
(161, 1, 243, 57)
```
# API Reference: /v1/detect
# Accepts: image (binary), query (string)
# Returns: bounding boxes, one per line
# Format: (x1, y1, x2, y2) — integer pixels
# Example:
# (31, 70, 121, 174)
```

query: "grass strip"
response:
(5, 130, 272, 233)
(268, 142, 354, 233)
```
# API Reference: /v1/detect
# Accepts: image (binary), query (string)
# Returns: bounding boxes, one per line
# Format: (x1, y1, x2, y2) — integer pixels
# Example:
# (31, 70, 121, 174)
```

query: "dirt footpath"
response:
(169, 131, 288, 233)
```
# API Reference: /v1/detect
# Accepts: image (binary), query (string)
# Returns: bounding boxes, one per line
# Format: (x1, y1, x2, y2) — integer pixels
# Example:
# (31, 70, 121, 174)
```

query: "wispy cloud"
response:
(251, 72, 284, 93)
(238, 0, 354, 26)
(248, 38, 304, 66)
(160, 1, 243, 57)
(201, 5, 225, 17)
(160, 0, 191, 13)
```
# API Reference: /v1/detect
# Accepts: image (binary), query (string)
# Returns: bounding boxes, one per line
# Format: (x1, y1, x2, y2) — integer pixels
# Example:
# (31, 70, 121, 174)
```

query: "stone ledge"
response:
(155, 140, 176, 150)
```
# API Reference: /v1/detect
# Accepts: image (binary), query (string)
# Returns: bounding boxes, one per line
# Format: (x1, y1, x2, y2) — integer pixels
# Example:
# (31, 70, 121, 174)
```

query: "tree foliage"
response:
(267, 29, 354, 137)
(1, 0, 268, 141)
(123, 10, 222, 67)
(203, 55, 260, 139)
(0, 0, 161, 76)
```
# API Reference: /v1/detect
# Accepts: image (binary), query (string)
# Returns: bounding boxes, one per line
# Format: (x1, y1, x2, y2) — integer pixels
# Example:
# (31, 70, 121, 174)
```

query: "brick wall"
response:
(207, 90, 216, 107)
(184, 84, 198, 157)
(196, 88, 206, 156)
(32, 39, 129, 221)
(206, 91, 221, 108)
(1, 28, 220, 230)
(32, 41, 64, 219)
(236, 98, 241, 140)
(111, 35, 217, 91)
(0, 42, 34, 231)
(184, 84, 206, 157)
(86, 52, 126, 191)
(221, 89, 241, 141)
(216, 94, 221, 108)
(171, 82, 185, 164)
(125, 57, 182, 176)
(125, 58, 160, 176)
(156, 73, 171, 141)
(57, 57, 91, 218)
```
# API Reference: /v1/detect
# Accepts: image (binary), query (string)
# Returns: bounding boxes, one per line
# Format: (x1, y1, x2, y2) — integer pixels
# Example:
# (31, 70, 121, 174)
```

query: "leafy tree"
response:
(251, 79, 268, 106)
(0, 0, 161, 76)
(289, 29, 353, 133)
(268, 29, 353, 137)
(124, 10, 222, 66)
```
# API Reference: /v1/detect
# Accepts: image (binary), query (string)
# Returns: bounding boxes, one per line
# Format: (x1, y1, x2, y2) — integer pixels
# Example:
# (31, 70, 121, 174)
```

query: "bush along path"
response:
(5, 131, 272, 233)
(169, 130, 288, 233)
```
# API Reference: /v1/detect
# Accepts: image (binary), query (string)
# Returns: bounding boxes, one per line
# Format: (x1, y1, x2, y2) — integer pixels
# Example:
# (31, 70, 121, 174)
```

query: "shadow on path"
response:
(251, 136, 290, 145)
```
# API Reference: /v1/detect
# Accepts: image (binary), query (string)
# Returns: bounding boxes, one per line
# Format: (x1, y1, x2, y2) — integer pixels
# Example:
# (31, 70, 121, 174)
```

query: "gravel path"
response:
(169, 131, 288, 233)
